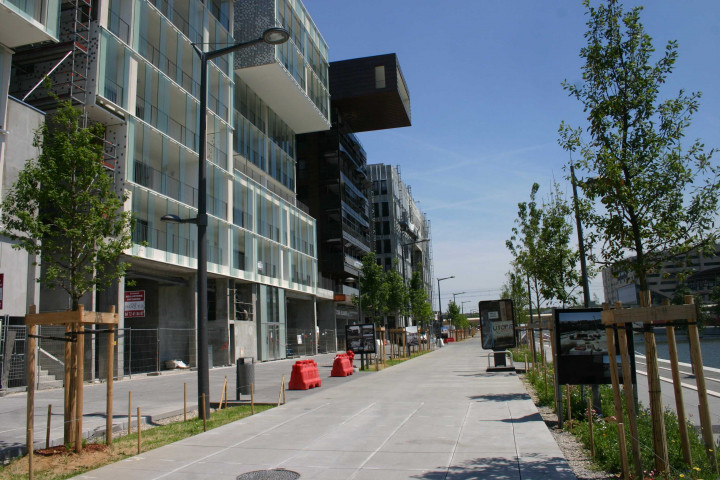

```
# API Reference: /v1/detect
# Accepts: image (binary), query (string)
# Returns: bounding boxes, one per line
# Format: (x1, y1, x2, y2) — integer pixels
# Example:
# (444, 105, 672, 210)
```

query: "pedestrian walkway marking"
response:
(150, 403, 330, 480)
(448, 402, 473, 471)
(347, 402, 424, 480)
(273, 402, 377, 469)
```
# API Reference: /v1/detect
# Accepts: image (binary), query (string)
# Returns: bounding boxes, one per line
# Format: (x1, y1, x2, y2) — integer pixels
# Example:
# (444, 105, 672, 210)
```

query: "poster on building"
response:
(555, 308, 635, 385)
(406, 326, 419, 346)
(346, 323, 376, 354)
(124, 290, 146, 318)
(478, 299, 516, 350)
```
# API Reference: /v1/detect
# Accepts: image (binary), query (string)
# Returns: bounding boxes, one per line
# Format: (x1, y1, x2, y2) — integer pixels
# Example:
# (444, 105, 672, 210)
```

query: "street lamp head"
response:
(262, 27, 290, 45)
(160, 214, 183, 224)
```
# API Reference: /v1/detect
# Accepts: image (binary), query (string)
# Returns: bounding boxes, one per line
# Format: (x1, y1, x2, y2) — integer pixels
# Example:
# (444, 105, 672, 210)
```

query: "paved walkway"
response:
(65, 337, 574, 480)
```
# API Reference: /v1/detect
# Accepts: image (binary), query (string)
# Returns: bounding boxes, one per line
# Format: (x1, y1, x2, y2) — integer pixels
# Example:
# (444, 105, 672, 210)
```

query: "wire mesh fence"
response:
(1, 325, 197, 392)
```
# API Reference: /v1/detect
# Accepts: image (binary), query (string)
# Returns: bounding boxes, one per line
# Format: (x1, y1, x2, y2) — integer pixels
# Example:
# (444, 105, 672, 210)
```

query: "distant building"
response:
(366, 164, 433, 327)
(296, 54, 412, 348)
(602, 244, 720, 306)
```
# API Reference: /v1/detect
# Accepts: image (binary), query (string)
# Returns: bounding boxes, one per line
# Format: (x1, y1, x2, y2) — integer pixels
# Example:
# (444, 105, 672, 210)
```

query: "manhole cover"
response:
(237, 469, 300, 480)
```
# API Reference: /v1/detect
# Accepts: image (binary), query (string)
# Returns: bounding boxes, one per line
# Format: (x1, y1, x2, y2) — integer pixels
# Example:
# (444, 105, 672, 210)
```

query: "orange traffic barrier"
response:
(288, 360, 322, 390)
(331, 353, 353, 377)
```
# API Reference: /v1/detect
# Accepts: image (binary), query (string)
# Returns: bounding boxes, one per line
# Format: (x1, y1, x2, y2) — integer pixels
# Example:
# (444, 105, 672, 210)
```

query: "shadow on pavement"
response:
(468, 393, 530, 402)
(411, 453, 574, 479)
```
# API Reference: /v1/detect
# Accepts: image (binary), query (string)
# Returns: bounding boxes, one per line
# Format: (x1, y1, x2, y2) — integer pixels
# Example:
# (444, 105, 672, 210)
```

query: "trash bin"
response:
(236, 357, 255, 399)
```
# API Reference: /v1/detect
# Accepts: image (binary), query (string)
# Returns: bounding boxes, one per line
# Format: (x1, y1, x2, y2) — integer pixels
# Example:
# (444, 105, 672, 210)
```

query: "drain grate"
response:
(236, 469, 300, 480)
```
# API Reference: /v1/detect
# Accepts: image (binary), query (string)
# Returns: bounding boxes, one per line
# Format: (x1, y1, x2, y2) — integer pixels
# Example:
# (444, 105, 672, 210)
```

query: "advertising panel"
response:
(406, 326, 419, 346)
(124, 290, 146, 318)
(555, 308, 635, 385)
(346, 324, 377, 354)
(478, 299, 516, 350)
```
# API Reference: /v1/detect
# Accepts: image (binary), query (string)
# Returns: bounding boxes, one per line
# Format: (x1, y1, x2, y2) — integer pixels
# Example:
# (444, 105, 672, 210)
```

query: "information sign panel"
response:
(124, 290, 146, 318)
(345, 324, 376, 354)
(478, 299, 516, 350)
(555, 308, 635, 385)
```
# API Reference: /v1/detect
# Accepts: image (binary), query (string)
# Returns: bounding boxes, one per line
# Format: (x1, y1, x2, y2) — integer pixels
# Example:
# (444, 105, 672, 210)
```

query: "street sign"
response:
(124, 290, 146, 318)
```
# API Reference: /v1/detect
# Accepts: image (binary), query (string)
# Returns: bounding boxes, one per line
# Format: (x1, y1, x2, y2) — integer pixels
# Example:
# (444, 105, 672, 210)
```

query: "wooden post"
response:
(27, 321, 37, 480)
(615, 319, 642, 479)
(128, 391, 132, 435)
(136, 407, 141, 454)
(525, 354, 528, 373)
(638, 291, 669, 474)
(184, 383, 187, 421)
(604, 307, 629, 480)
(665, 300, 692, 466)
(106, 321, 114, 446)
(219, 376, 227, 410)
(549, 327, 557, 412)
(282, 374, 286, 405)
(278, 375, 284, 406)
(75, 306, 85, 453)
(46, 404, 52, 449)
(68, 324, 77, 445)
(617, 423, 630, 480)
(250, 383, 255, 415)
(402, 329, 407, 358)
(587, 395, 594, 458)
(64, 323, 72, 443)
(686, 296, 719, 473)
(201, 393, 207, 432)
(565, 385, 572, 429)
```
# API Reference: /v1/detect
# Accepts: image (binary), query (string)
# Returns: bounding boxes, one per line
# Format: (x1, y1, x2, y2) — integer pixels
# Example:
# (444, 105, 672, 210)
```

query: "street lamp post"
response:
(436, 275, 454, 340)
(452, 291, 466, 305)
(461, 300, 471, 314)
(162, 27, 289, 419)
(401, 238, 430, 327)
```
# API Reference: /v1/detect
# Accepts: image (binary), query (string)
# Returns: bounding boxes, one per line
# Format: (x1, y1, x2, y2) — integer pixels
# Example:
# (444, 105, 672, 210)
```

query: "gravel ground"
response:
(522, 376, 617, 480)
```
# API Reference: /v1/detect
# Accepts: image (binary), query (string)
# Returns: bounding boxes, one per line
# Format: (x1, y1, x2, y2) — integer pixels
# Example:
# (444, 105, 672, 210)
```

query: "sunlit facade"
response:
(6, 0, 330, 371)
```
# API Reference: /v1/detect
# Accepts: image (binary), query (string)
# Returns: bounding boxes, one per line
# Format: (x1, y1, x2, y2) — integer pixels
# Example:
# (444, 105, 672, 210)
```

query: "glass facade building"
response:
(6, 0, 330, 369)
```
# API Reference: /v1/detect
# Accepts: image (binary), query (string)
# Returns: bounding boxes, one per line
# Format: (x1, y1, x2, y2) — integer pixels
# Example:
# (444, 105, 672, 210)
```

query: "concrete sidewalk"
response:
(68, 337, 575, 480)
(0, 351, 372, 460)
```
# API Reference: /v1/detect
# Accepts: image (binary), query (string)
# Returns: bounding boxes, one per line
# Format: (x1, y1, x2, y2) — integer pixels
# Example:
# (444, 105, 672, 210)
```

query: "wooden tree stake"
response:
(665, 303, 692, 466)
(250, 383, 255, 415)
(46, 404, 52, 449)
(136, 407, 141, 454)
(106, 322, 114, 446)
(27, 321, 36, 480)
(616, 320, 642, 479)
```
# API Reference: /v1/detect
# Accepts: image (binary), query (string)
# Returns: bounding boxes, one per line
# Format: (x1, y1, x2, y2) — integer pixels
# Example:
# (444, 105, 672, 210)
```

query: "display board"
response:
(555, 308, 635, 385)
(406, 326, 419, 346)
(478, 299, 516, 350)
(346, 324, 377, 354)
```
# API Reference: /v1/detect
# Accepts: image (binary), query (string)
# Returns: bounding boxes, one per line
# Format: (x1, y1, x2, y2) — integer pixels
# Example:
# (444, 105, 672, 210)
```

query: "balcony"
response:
(0, 0, 59, 48)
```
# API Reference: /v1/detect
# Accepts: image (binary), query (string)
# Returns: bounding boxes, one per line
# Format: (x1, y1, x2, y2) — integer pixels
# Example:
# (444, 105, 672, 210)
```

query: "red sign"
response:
(124, 290, 145, 318)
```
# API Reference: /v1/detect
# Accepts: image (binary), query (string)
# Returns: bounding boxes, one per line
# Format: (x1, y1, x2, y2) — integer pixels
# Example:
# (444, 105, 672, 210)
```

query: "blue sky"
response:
(300, 1, 720, 312)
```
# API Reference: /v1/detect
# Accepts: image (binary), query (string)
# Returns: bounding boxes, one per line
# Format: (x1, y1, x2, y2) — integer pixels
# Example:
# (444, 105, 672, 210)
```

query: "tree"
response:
(384, 261, 408, 325)
(409, 270, 434, 328)
(358, 252, 387, 325)
(506, 183, 544, 319)
(1, 101, 132, 310)
(559, 0, 720, 296)
(447, 301, 469, 330)
(501, 266, 529, 325)
(537, 183, 580, 307)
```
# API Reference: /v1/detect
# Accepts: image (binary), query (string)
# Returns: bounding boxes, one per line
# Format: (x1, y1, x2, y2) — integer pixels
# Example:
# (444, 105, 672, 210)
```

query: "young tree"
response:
(1, 101, 132, 310)
(500, 266, 529, 325)
(384, 262, 408, 326)
(506, 183, 544, 319)
(447, 301, 469, 330)
(559, 0, 720, 296)
(358, 252, 387, 325)
(538, 183, 580, 307)
(409, 270, 434, 328)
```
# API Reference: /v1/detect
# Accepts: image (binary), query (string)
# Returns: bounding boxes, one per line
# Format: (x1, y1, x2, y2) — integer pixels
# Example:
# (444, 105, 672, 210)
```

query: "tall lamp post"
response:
(401, 238, 430, 327)
(436, 275, 454, 338)
(461, 300, 471, 314)
(452, 291, 466, 305)
(162, 26, 289, 418)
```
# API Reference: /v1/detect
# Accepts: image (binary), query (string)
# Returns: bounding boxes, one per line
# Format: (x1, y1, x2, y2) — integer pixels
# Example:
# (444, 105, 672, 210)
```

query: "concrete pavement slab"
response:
(64, 337, 578, 479)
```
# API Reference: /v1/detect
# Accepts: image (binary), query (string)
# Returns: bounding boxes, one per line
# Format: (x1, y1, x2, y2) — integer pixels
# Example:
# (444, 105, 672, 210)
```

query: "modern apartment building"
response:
(367, 163, 433, 327)
(4, 0, 331, 379)
(1, 0, 61, 320)
(602, 243, 720, 307)
(296, 54, 412, 346)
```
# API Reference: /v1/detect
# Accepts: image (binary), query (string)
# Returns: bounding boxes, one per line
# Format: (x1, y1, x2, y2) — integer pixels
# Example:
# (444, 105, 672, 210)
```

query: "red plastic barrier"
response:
(288, 359, 322, 390)
(346, 350, 355, 363)
(331, 353, 353, 377)
(446, 337, 456, 343)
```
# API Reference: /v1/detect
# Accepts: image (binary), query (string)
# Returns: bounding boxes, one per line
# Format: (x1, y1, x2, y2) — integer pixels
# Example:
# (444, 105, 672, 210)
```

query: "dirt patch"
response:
(1, 443, 123, 479)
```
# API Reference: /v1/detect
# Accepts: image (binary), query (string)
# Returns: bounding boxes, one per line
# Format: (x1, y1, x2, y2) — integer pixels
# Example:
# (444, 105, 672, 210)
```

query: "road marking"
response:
(635, 369, 720, 398)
